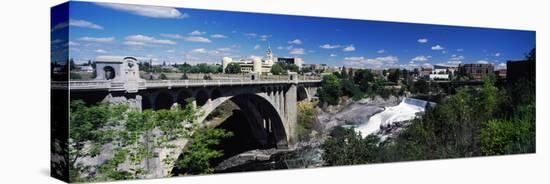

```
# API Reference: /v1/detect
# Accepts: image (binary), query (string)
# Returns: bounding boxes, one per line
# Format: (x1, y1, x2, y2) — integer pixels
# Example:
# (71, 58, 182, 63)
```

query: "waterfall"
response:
(355, 98, 431, 138)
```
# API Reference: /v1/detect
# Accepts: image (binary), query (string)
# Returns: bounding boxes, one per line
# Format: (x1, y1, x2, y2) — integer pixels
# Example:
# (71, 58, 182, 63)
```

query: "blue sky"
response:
(52, 1, 535, 69)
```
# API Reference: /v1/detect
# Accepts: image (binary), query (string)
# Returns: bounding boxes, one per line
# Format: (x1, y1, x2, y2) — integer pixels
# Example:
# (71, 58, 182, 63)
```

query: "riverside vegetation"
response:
(320, 49, 536, 166)
(69, 100, 232, 182)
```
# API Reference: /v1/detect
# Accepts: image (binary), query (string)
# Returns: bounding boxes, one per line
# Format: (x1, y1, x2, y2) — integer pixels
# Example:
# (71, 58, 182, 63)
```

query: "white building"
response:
(429, 64, 457, 80)
(222, 47, 275, 74)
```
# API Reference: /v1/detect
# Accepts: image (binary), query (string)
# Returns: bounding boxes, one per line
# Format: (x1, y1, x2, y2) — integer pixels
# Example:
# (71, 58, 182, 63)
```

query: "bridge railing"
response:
(51, 80, 112, 90)
(144, 79, 321, 88)
(53, 78, 321, 91)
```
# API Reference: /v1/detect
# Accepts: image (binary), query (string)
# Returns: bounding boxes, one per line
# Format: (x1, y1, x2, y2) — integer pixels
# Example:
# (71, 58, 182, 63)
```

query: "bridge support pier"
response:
(284, 84, 298, 149)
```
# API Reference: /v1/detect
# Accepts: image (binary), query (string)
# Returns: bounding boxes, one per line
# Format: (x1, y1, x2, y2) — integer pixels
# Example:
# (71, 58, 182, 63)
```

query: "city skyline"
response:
(52, 2, 535, 69)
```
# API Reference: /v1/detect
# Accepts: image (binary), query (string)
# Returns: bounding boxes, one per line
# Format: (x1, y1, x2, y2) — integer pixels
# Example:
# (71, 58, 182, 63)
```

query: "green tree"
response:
(69, 101, 128, 182)
(225, 63, 241, 74)
(270, 63, 284, 75)
(287, 64, 300, 73)
(341, 79, 363, 100)
(300, 67, 312, 74)
(68, 99, 230, 181)
(321, 127, 380, 166)
(196, 63, 210, 73)
(413, 78, 429, 94)
(353, 69, 374, 92)
(178, 62, 192, 73)
(297, 102, 318, 141)
(342, 66, 350, 79)
(317, 74, 342, 106)
(159, 73, 168, 80)
(69, 58, 76, 71)
(388, 69, 400, 83)
(180, 72, 188, 80)
(479, 77, 498, 120)
(480, 119, 516, 155)
(175, 128, 233, 175)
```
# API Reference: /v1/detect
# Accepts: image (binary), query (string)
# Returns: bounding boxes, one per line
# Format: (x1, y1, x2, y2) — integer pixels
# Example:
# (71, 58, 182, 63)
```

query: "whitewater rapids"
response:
(355, 98, 430, 138)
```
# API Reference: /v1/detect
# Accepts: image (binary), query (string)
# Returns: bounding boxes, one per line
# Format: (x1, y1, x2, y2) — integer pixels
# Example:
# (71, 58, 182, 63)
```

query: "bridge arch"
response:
(176, 90, 193, 107)
(155, 90, 174, 110)
(195, 89, 210, 106)
(141, 95, 152, 110)
(211, 88, 222, 100)
(297, 85, 309, 101)
(199, 92, 288, 149)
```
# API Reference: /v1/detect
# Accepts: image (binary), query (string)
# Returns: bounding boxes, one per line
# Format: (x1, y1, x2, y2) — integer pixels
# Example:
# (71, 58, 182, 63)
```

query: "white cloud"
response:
(160, 33, 212, 43)
(417, 38, 428, 43)
(217, 47, 231, 52)
(68, 41, 79, 46)
(51, 39, 64, 45)
(254, 45, 261, 50)
(95, 3, 187, 19)
(289, 48, 305, 55)
(282, 45, 294, 50)
(320, 44, 341, 49)
(123, 41, 145, 46)
(184, 36, 212, 43)
(69, 19, 103, 29)
(411, 55, 429, 62)
(187, 48, 230, 57)
(191, 48, 207, 53)
(160, 33, 183, 39)
(477, 60, 490, 64)
(330, 54, 337, 57)
(377, 49, 385, 54)
(288, 39, 302, 45)
(125, 34, 176, 45)
(344, 56, 399, 68)
(451, 55, 464, 60)
(95, 49, 107, 53)
(210, 34, 227, 39)
(431, 44, 444, 50)
(244, 33, 257, 38)
(78, 36, 115, 43)
(445, 55, 464, 65)
(457, 48, 464, 52)
(495, 52, 501, 57)
(447, 60, 462, 65)
(165, 49, 175, 53)
(189, 30, 206, 36)
(342, 45, 355, 52)
(51, 22, 68, 32)
(259, 35, 271, 41)
(277, 46, 285, 50)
